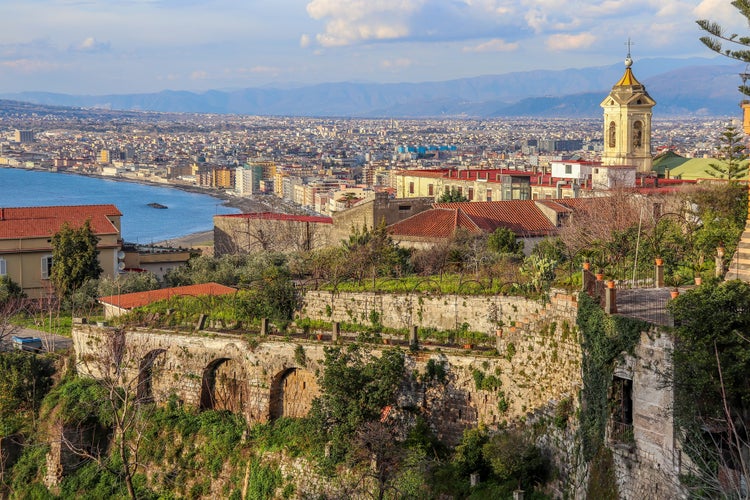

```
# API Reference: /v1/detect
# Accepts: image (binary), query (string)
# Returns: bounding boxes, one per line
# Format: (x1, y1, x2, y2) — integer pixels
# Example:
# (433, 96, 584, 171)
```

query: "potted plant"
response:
(667, 273, 682, 298)
(691, 250, 707, 285)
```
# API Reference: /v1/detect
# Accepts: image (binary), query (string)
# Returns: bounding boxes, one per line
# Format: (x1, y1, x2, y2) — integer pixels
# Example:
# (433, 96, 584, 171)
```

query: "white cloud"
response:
(306, 0, 424, 46)
(0, 58, 63, 73)
(300, 34, 311, 48)
(381, 58, 412, 69)
(694, 0, 744, 29)
(463, 38, 519, 53)
(74, 36, 110, 52)
(546, 33, 597, 51)
(190, 70, 209, 80)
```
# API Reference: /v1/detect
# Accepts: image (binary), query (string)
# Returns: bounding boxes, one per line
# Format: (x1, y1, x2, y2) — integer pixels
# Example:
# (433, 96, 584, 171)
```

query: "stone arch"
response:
(269, 367, 319, 420)
(136, 348, 166, 403)
(199, 358, 246, 413)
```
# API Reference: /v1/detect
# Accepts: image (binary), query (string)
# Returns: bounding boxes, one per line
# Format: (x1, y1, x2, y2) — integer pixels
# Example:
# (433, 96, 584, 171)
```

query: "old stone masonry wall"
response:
(73, 287, 581, 443)
(302, 289, 578, 336)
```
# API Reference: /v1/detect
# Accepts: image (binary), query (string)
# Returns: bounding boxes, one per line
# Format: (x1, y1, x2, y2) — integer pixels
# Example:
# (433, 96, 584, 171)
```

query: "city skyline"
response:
(0, 0, 741, 95)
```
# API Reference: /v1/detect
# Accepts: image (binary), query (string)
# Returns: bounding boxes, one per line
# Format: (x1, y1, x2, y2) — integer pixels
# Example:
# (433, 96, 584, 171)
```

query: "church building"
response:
(600, 51, 656, 173)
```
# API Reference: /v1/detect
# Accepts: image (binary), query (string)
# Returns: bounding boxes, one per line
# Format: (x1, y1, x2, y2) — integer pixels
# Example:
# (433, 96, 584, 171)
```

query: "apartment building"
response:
(0, 205, 122, 298)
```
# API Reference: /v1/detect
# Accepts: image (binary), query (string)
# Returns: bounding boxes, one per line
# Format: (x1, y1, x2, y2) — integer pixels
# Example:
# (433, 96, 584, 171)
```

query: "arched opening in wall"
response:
(269, 367, 319, 420)
(199, 358, 246, 413)
(136, 348, 167, 403)
(608, 121, 617, 148)
(633, 121, 643, 148)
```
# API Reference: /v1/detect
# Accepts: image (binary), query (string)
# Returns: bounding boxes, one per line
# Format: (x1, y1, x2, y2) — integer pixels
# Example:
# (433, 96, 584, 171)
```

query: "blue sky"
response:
(0, 0, 742, 95)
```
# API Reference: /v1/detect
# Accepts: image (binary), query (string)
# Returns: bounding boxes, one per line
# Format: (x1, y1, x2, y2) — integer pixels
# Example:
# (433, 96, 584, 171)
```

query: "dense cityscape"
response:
(0, 110, 733, 217)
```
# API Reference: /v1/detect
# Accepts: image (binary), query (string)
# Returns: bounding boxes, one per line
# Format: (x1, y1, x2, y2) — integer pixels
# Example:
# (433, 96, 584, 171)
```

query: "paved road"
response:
(1, 327, 73, 353)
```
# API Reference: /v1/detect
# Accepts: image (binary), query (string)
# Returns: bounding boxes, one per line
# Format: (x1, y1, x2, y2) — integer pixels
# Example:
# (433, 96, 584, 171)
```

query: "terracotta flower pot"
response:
(670, 289, 680, 299)
(595, 273, 604, 281)
(694, 277, 702, 286)
(582, 262, 591, 271)
(606, 280, 616, 289)
(655, 258, 664, 266)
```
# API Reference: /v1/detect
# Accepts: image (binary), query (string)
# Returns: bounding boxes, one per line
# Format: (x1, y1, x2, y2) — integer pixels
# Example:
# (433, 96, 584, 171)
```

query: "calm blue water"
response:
(0, 168, 238, 243)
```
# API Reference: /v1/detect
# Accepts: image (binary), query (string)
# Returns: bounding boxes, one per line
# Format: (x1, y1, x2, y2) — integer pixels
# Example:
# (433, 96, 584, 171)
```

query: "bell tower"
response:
(600, 49, 656, 172)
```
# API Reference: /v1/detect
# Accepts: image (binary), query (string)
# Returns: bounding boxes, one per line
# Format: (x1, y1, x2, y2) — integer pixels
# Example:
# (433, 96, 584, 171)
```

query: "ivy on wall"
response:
(576, 293, 647, 462)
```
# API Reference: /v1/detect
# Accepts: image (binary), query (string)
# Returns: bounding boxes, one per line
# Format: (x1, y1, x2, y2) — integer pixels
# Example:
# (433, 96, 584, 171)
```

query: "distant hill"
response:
(0, 58, 744, 117)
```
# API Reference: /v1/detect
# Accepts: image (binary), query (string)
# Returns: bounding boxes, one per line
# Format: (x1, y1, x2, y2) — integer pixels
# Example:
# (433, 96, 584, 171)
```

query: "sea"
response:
(0, 168, 239, 243)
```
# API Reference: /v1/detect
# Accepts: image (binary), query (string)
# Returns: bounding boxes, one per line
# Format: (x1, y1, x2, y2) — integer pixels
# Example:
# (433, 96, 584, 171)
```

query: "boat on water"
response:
(147, 202, 168, 209)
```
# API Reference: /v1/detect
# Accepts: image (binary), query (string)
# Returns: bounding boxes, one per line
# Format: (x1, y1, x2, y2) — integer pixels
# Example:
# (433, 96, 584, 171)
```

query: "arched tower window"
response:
(633, 121, 643, 148)
(608, 121, 616, 148)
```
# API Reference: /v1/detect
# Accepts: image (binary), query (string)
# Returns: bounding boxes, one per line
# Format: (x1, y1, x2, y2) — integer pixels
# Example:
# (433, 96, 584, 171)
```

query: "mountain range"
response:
(0, 58, 744, 118)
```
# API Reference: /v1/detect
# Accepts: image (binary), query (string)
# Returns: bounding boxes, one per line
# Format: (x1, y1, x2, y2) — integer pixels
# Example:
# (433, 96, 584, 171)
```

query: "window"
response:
(428, 184, 434, 196)
(564, 164, 572, 175)
(610, 376, 633, 443)
(486, 189, 492, 202)
(608, 121, 617, 148)
(468, 188, 474, 201)
(409, 182, 414, 194)
(0, 258, 5, 276)
(41, 255, 53, 280)
(633, 121, 643, 148)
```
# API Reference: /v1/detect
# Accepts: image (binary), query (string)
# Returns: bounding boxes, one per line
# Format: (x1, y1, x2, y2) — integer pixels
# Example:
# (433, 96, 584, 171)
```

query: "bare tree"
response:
(351, 421, 405, 500)
(0, 298, 25, 347)
(69, 327, 163, 499)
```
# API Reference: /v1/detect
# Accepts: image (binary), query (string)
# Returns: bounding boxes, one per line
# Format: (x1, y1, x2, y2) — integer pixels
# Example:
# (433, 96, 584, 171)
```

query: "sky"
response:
(0, 0, 744, 95)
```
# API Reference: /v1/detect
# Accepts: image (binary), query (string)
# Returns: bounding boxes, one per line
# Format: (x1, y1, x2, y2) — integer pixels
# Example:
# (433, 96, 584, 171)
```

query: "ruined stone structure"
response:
(71, 288, 582, 444)
(66, 285, 685, 498)
(303, 288, 578, 335)
(330, 191, 434, 242)
(213, 212, 333, 256)
(610, 329, 683, 499)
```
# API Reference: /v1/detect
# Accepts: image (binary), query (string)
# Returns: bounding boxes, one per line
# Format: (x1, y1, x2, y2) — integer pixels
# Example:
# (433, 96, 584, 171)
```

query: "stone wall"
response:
(610, 329, 684, 499)
(72, 303, 581, 447)
(302, 288, 578, 336)
(330, 192, 434, 242)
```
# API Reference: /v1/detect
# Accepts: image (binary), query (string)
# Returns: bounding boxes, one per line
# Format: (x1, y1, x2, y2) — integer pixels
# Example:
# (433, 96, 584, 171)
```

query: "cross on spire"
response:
(625, 38, 634, 58)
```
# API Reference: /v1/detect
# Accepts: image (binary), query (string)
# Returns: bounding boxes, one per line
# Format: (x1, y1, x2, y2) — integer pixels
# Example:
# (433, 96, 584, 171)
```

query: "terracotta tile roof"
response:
(434, 200, 557, 237)
(0, 204, 121, 240)
(535, 200, 574, 213)
(215, 212, 332, 224)
(98, 282, 237, 310)
(388, 208, 482, 238)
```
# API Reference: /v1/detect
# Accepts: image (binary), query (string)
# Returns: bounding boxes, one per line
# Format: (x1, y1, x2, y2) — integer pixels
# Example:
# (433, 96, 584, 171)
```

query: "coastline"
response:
(0, 165, 303, 244)
(0, 165, 299, 213)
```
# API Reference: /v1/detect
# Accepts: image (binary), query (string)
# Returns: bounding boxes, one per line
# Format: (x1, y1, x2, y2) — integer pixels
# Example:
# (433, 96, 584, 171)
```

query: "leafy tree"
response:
(437, 187, 468, 203)
(697, 1, 750, 96)
(669, 280, 750, 495)
(50, 220, 102, 299)
(98, 272, 160, 296)
(705, 124, 749, 181)
(0, 352, 54, 437)
(343, 222, 411, 286)
(309, 345, 405, 461)
(482, 430, 548, 489)
(487, 227, 523, 256)
(0, 276, 24, 305)
(452, 426, 491, 479)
